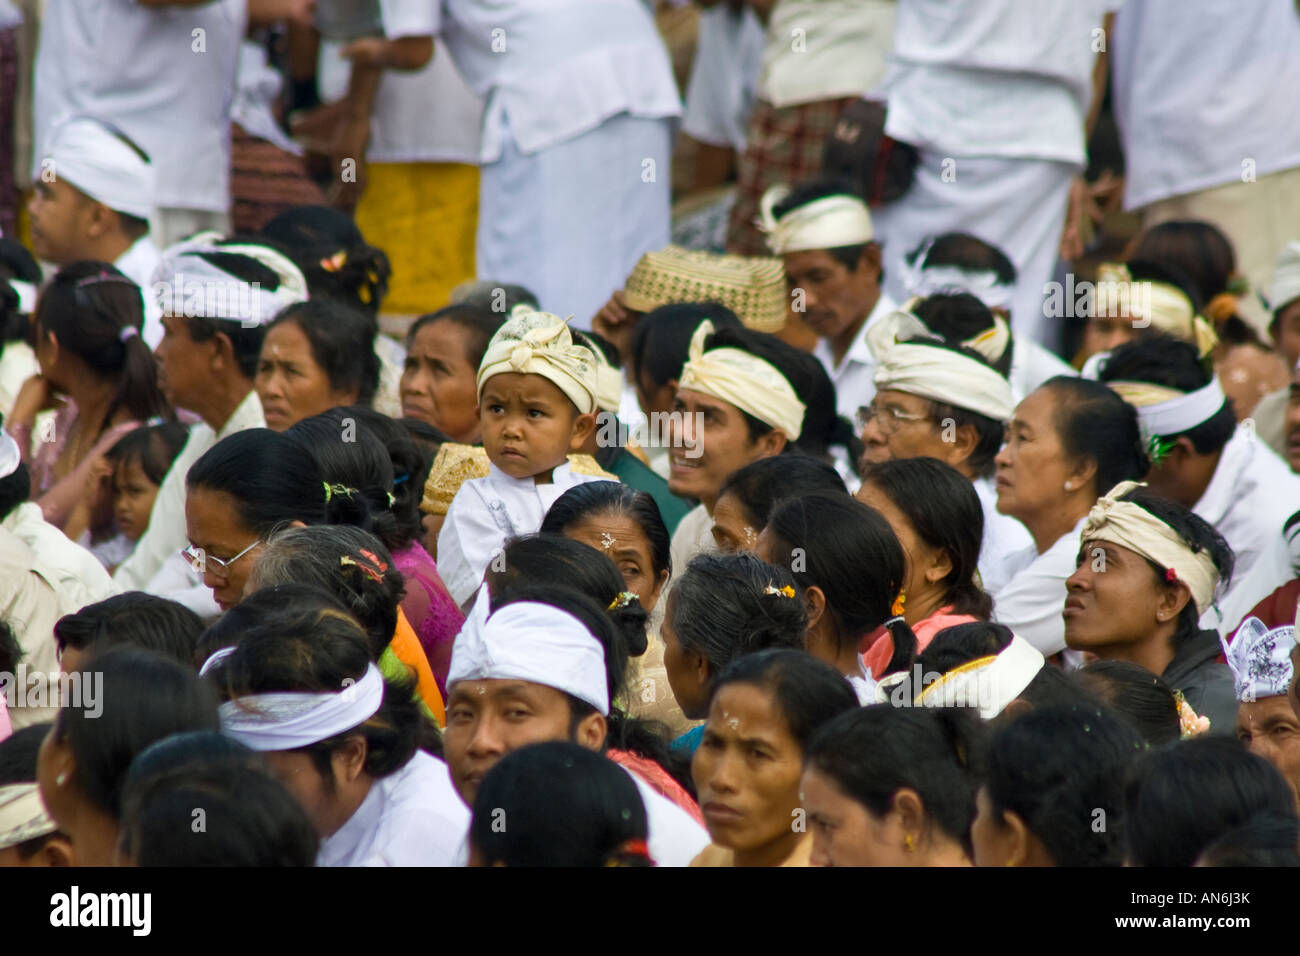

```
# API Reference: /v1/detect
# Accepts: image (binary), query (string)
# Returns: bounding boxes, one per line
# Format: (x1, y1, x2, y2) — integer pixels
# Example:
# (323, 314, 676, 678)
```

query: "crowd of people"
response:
(3, 0, 1300, 869)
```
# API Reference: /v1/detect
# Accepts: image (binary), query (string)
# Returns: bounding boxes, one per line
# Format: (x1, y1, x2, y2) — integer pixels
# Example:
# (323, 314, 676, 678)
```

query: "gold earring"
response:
(904, 834, 914, 852)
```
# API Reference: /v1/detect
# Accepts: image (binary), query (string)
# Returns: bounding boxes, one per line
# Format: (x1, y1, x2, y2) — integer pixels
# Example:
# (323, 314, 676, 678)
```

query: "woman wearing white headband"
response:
(1063, 481, 1236, 734)
(203, 593, 466, 866)
(1100, 333, 1300, 634)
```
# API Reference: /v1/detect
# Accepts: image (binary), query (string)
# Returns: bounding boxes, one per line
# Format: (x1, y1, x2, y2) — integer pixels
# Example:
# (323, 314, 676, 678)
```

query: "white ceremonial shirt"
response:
(317, 751, 470, 867)
(231, 38, 300, 155)
(682, 3, 765, 152)
(1008, 339, 1075, 404)
(33, 0, 245, 213)
(2, 502, 119, 610)
(114, 390, 264, 593)
(760, 0, 895, 108)
(972, 475, 1033, 596)
(628, 770, 712, 867)
(668, 502, 716, 589)
(115, 235, 163, 349)
(813, 292, 898, 422)
(0, 528, 66, 730)
(437, 460, 610, 607)
(991, 517, 1086, 657)
(1193, 426, 1300, 635)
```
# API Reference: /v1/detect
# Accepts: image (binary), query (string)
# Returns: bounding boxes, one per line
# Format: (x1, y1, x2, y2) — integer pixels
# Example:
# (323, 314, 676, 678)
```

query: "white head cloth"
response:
(576, 332, 624, 414)
(217, 663, 386, 752)
(758, 184, 873, 255)
(1224, 617, 1296, 703)
(1081, 480, 1221, 616)
(151, 233, 309, 326)
(914, 635, 1045, 720)
(477, 310, 597, 414)
(447, 586, 610, 715)
(0, 784, 58, 851)
(873, 332, 1014, 423)
(677, 319, 806, 440)
(8, 279, 37, 315)
(43, 115, 155, 220)
(1107, 376, 1227, 442)
(1270, 240, 1300, 313)
(0, 427, 19, 479)
(1094, 262, 1218, 357)
(905, 261, 1015, 312)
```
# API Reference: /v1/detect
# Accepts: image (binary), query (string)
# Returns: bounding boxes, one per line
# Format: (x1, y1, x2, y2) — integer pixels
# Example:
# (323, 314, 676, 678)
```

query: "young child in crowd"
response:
(94, 422, 188, 571)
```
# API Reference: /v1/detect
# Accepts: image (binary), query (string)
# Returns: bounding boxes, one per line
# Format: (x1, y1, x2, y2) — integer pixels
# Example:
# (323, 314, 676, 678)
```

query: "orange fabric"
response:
(861, 607, 981, 677)
(390, 607, 446, 727)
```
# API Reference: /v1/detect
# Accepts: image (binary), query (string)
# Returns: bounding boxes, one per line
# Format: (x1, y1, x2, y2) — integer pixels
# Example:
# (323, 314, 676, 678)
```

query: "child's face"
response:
(113, 458, 159, 541)
(479, 372, 595, 480)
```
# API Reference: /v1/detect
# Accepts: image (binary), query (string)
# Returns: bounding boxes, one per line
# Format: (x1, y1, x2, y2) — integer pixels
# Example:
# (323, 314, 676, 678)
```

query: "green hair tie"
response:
(323, 483, 357, 503)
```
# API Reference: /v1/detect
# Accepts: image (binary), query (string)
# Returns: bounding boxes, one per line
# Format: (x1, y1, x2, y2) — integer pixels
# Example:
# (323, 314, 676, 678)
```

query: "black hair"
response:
(716, 455, 847, 530)
(54, 647, 219, 817)
(1, 238, 40, 346)
(0, 617, 20, 676)
(264, 298, 381, 407)
(181, 250, 281, 380)
(765, 492, 918, 675)
(470, 741, 650, 867)
(984, 703, 1145, 866)
(1076, 660, 1182, 747)
(33, 261, 171, 430)
(540, 480, 672, 583)
(1123, 257, 1207, 316)
(805, 705, 983, 854)
(1115, 486, 1234, 649)
(1124, 736, 1297, 867)
(117, 731, 318, 866)
(575, 329, 621, 369)
(405, 303, 507, 371)
(204, 592, 426, 783)
(1098, 333, 1236, 454)
(911, 292, 1013, 377)
(0, 460, 31, 521)
(771, 178, 879, 276)
(0, 722, 63, 860)
(187, 427, 327, 533)
(105, 421, 189, 487)
(487, 534, 648, 657)
(53, 592, 203, 668)
(260, 205, 391, 316)
(1038, 376, 1150, 495)
(860, 458, 993, 620)
(248, 527, 406, 661)
(906, 232, 1017, 285)
(709, 648, 858, 749)
(666, 552, 807, 682)
(1197, 815, 1300, 867)
(627, 302, 742, 388)
(453, 281, 540, 318)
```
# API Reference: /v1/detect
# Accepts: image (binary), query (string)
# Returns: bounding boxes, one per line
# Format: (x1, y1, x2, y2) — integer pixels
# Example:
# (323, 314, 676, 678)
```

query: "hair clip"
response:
(385, 491, 396, 508)
(891, 590, 907, 616)
(119, 325, 140, 343)
(322, 482, 357, 503)
(340, 554, 383, 583)
(607, 591, 639, 610)
(358, 548, 389, 574)
(392, 473, 410, 486)
(1147, 434, 1178, 466)
(74, 270, 135, 289)
(764, 584, 795, 599)
(1173, 690, 1210, 739)
(1165, 567, 1178, 583)
(882, 615, 905, 628)
(604, 838, 651, 866)
(320, 251, 347, 273)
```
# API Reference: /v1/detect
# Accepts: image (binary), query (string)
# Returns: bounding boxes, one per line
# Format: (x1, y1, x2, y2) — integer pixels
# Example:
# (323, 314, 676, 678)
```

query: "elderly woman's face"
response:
(692, 682, 805, 859)
(185, 486, 263, 612)
(562, 512, 667, 613)
(993, 387, 1078, 527)
(256, 319, 357, 431)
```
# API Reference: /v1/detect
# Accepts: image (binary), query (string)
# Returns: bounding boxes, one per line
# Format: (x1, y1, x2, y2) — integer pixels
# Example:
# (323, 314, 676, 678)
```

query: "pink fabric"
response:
(392, 542, 465, 698)
(861, 606, 982, 678)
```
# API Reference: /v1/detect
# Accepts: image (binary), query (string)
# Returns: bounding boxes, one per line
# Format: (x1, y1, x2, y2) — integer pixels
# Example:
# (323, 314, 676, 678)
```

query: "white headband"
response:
(1107, 377, 1227, 440)
(576, 334, 624, 414)
(1270, 240, 1300, 313)
(1224, 617, 1296, 703)
(8, 279, 36, 315)
(0, 784, 57, 851)
(914, 635, 1045, 719)
(447, 587, 610, 715)
(874, 339, 1014, 422)
(151, 234, 309, 327)
(677, 319, 805, 440)
(477, 311, 597, 415)
(906, 264, 1015, 311)
(43, 116, 155, 220)
(759, 185, 873, 255)
(1081, 480, 1221, 616)
(217, 663, 385, 751)
(0, 427, 19, 479)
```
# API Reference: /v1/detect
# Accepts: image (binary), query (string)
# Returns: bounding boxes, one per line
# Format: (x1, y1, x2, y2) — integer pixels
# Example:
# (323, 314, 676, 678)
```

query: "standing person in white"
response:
(33, 0, 244, 249)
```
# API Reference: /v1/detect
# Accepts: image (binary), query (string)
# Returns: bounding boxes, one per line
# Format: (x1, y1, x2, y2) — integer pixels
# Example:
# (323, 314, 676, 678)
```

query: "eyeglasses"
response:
(855, 401, 931, 435)
(181, 540, 262, 579)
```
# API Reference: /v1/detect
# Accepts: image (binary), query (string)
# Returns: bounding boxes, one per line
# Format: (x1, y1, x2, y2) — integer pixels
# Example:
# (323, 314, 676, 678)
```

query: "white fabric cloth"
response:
(1191, 426, 1300, 635)
(231, 39, 299, 155)
(448, 588, 611, 714)
(873, 338, 1015, 423)
(0, 426, 17, 477)
(219, 664, 386, 751)
(2, 502, 118, 608)
(477, 311, 598, 415)
(437, 461, 610, 606)
(1272, 240, 1300, 315)
(317, 751, 470, 867)
(0, 783, 57, 850)
(991, 516, 1086, 656)
(1110, 0, 1300, 210)
(151, 240, 309, 327)
(1111, 377, 1229, 446)
(973, 475, 1033, 595)
(33, 0, 244, 213)
(627, 768, 711, 867)
(759, 0, 896, 109)
(760, 186, 874, 255)
(1224, 616, 1295, 703)
(915, 634, 1045, 719)
(0, 342, 39, 424)
(813, 292, 898, 421)
(42, 115, 156, 220)
(114, 390, 264, 599)
(115, 235, 163, 349)
(682, 4, 764, 152)
(678, 320, 806, 440)
(0, 1, 20, 31)
(668, 502, 716, 589)
(1008, 338, 1075, 404)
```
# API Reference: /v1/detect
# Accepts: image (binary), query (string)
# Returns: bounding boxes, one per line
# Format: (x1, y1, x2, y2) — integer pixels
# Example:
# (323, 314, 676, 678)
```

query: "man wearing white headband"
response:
(1064, 480, 1236, 734)
(1227, 617, 1300, 810)
(443, 588, 711, 866)
(113, 239, 309, 617)
(667, 320, 808, 576)
(859, 330, 1031, 593)
(759, 180, 896, 421)
(1100, 333, 1300, 633)
(28, 116, 164, 347)
(1252, 240, 1300, 464)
